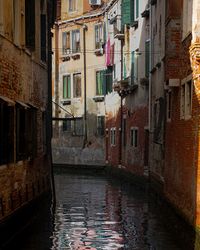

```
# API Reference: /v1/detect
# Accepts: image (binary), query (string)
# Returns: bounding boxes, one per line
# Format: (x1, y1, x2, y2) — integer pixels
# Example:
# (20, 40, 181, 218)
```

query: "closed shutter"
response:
(121, 0, 134, 28)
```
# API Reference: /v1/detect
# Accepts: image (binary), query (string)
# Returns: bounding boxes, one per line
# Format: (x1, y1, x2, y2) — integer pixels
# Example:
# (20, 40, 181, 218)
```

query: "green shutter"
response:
(136, 0, 139, 19)
(63, 76, 67, 98)
(63, 75, 71, 98)
(67, 76, 71, 98)
(121, 0, 134, 28)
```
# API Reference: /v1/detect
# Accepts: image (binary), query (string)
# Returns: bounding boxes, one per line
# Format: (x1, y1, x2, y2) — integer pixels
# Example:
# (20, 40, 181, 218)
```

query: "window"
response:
(182, 0, 192, 38)
(72, 29, 80, 53)
(40, 14, 46, 61)
(185, 80, 192, 117)
(26, 108, 37, 159)
(97, 116, 105, 136)
(63, 75, 71, 99)
(166, 91, 172, 121)
(16, 105, 37, 161)
(130, 128, 138, 147)
(25, 0, 35, 50)
(145, 40, 150, 78)
(134, 0, 139, 20)
(131, 50, 138, 84)
(69, 0, 76, 12)
(110, 128, 116, 146)
(122, 118, 126, 147)
(13, 0, 20, 45)
(0, 0, 3, 33)
(63, 119, 71, 132)
(40, 0, 46, 62)
(62, 32, 70, 55)
(95, 23, 104, 50)
(0, 102, 14, 165)
(74, 118, 83, 136)
(96, 69, 112, 96)
(180, 84, 185, 118)
(181, 78, 192, 119)
(96, 70, 105, 95)
(73, 73, 81, 98)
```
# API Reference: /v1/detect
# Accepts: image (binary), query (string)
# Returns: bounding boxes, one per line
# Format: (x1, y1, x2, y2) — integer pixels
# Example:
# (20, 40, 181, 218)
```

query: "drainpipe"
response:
(119, 38, 124, 165)
(83, 25, 88, 146)
(48, 3, 56, 209)
(148, 4, 153, 176)
(54, 23, 59, 138)
(73, 22, 88, 147)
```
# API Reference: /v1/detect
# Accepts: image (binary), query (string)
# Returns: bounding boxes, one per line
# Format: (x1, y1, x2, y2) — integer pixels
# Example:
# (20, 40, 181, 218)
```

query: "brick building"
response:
(0, 0, 56, 224)
(105, 0, 150, 175)
(163, 0, 200, 229)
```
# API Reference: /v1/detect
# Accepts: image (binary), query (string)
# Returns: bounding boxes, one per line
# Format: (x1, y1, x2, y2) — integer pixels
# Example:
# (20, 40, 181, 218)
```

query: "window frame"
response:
(110, 127, 116, 146)
(63, 118, 72, 132)
(62, 31, 71, 55)
(63, 74, 71, 99)
(73, 72, 82, 98)
(71, 29, 80, 54)
(94, 23, 104, 50)
(166, 90, 172, 122)
(97, 115, 105, 136)
(130, 127, 138, 148)
(69, 0, 77, 12)
(180, 75, 193, 120)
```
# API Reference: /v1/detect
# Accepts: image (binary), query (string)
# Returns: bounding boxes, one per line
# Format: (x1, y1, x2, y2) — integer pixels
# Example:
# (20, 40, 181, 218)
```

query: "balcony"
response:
(113, 77, 138, 97)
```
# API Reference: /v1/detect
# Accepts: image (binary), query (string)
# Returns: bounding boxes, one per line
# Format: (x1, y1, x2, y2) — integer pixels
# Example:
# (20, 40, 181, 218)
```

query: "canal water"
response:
(4, 168, 195, 250)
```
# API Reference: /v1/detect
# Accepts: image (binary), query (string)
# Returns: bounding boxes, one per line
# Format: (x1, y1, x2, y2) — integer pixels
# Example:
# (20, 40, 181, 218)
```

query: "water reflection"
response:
(4, 169, 195, 250)
(50, 172, 183, 250)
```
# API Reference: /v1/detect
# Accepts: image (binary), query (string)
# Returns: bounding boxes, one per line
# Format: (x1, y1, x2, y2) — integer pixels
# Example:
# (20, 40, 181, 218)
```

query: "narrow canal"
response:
(4, 168, 195, 250)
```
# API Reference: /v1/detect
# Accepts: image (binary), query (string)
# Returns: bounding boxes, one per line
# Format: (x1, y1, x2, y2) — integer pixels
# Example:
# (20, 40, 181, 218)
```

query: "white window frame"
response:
(94, 23, 104, 50)
(110, 128, 116, 146)
(62, 74, 71, 100)
(180, 74, 193, 120)
(72, 72, 82, 98)
(71, 29, 80, 54)
(68, 0, 77, 12)
(62, 31, 71, 55)
(130, 127, 138, 148)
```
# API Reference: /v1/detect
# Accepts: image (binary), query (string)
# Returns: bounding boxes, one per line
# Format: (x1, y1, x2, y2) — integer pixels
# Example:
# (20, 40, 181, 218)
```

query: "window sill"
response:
(93, 95, 105, 102)
(62, 99, 71, 105)
(61, 54, 70, 62)
(71, 53, 80, 60)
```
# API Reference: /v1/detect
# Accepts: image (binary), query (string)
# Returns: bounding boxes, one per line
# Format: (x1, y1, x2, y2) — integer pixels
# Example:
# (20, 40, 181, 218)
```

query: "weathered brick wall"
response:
(0, 35, 51, 221)
(164, 25, 196, 225)
(106, 103, 148, 175)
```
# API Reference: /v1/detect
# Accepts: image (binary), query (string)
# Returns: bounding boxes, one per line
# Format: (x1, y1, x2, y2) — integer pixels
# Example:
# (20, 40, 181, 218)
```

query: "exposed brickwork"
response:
(164, 6, 198, 225)
(106, 103, 148, 175)
(0, 2, 53, 222)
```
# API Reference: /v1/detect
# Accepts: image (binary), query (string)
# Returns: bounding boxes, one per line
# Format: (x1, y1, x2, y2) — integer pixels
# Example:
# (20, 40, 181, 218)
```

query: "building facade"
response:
(52, 0, 200, 233)
(105, 0, 150, 175)
(0, 0, 56, 223)
(52, 0, 112, 166)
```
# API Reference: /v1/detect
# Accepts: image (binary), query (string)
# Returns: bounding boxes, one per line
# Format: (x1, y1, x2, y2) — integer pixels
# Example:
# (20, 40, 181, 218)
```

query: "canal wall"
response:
(52, 144, 105, 166)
